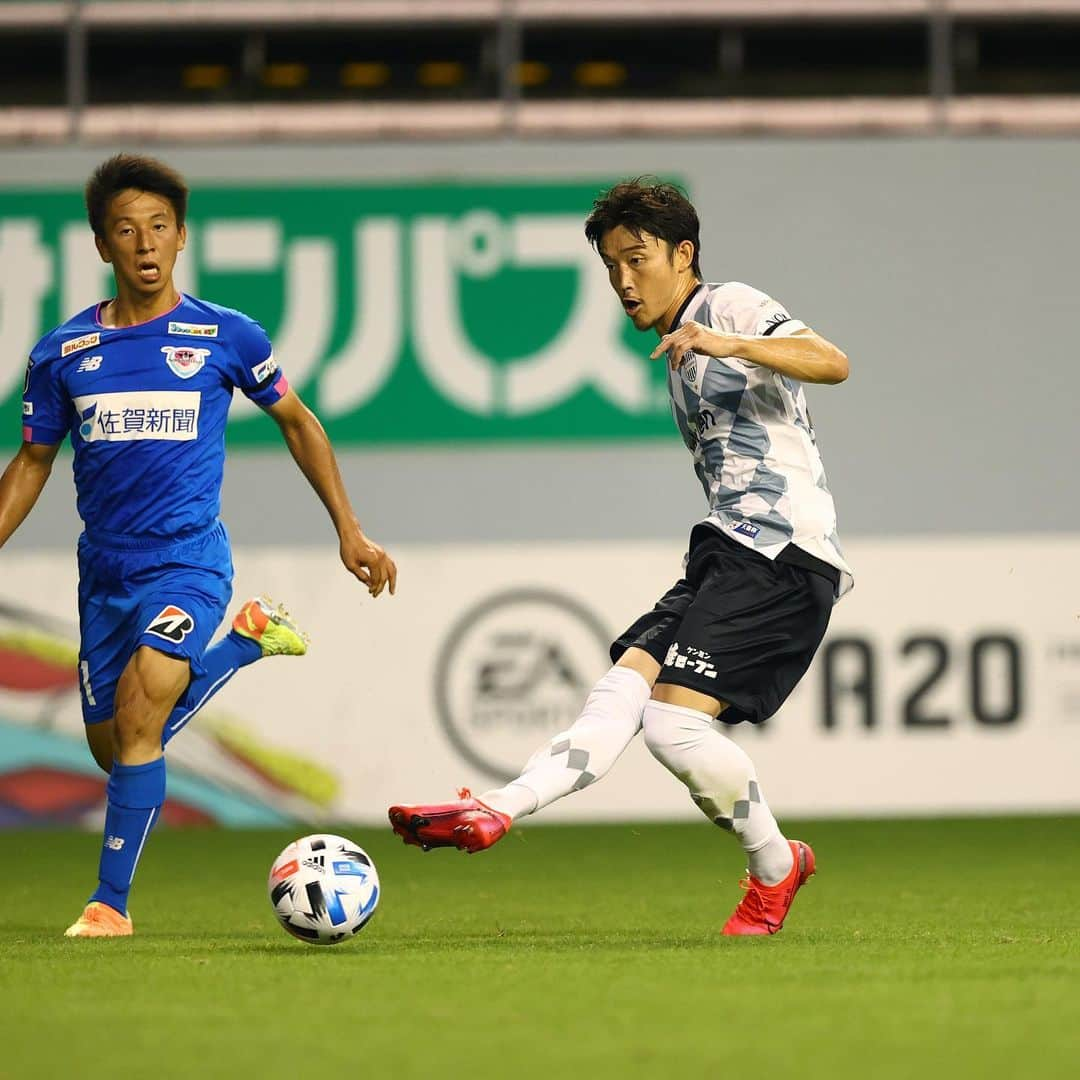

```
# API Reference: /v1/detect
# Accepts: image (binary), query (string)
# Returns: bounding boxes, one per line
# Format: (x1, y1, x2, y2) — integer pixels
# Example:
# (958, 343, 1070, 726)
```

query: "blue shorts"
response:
(77, 520, 234, 725)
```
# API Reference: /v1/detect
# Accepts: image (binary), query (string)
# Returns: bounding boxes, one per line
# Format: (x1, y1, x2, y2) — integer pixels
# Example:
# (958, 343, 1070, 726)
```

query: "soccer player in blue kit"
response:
(0, 154, 397, 937)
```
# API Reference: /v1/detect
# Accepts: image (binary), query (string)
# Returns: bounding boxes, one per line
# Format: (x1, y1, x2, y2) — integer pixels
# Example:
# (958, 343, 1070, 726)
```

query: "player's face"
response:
(598, 226, 694, 332)
(95, 189, 186, 299)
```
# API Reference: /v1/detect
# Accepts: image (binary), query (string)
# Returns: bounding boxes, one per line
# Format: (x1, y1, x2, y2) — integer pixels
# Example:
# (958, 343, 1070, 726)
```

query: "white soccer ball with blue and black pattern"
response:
(268, 834, 380, 945)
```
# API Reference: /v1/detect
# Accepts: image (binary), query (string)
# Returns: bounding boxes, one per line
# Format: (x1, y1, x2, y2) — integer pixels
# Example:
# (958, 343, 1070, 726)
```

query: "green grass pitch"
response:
(2, 817, 1078, 1079)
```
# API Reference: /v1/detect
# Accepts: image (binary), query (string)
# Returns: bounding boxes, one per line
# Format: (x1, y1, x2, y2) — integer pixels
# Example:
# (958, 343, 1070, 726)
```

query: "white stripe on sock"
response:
(128, 806, 160, 887)
(168, 667, 236, 734)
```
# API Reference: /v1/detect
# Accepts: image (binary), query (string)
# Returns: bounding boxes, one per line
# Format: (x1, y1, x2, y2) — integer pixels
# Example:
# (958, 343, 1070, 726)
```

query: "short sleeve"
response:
(225, 314, 289, 407)
(22, 352, 70, 445)
(710, 282, 808, 339)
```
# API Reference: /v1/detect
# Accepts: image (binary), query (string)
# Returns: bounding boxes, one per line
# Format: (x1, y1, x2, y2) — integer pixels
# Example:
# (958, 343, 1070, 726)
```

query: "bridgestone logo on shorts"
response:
(145, 605, 195, 643)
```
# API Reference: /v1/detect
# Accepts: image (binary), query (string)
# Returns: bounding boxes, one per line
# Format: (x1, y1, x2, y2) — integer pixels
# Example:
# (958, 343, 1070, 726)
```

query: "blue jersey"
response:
(21, 295, 288, 540)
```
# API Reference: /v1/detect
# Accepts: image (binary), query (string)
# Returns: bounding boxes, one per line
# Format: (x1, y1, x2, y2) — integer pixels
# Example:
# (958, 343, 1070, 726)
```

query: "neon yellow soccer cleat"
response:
(231, 596, 310, 657)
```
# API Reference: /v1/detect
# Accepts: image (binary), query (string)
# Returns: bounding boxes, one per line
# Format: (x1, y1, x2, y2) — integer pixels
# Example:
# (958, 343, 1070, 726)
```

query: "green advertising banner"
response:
(0, 182, 675, 447)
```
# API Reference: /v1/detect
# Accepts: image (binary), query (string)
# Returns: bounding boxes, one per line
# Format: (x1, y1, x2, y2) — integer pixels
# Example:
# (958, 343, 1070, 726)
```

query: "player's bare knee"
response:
(614, 647, 660, 686)
(651, 682, 726, 716)
(112, 708, 159, 754)
(112, 649, 187, 752)
(122, 648, 189, 706)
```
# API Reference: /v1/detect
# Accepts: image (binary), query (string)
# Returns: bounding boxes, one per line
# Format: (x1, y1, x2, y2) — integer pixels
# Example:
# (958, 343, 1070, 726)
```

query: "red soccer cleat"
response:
(722, 840, 816, 936)
(388, 789, 511, 854)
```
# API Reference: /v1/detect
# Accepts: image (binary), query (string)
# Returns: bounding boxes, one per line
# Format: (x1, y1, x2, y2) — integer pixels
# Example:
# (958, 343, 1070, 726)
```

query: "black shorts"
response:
(610, 524, 836, 725)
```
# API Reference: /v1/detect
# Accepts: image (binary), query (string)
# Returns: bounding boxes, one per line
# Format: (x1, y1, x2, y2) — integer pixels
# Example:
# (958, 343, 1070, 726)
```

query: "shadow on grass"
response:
(178, 928, 748, 957)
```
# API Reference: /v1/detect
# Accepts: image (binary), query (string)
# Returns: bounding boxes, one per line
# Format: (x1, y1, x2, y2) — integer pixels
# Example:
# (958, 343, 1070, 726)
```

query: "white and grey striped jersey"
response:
(666, 281, 854, 598)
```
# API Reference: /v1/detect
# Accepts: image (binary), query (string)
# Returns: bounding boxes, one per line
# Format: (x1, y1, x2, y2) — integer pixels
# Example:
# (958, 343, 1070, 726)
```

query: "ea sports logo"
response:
(434, 589, 611, 781)
(145, 605, 195, 643)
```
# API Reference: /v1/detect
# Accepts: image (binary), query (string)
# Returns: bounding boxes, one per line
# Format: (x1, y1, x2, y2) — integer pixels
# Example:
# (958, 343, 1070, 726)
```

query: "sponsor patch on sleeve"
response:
(761, 310, 792, 335)
(22, 401, 33, 416)
(251, 355, 279, 384)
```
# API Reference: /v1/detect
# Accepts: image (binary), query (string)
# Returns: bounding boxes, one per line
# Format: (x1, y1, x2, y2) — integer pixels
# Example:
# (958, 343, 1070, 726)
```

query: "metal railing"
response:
(3, 0, 1080, 141)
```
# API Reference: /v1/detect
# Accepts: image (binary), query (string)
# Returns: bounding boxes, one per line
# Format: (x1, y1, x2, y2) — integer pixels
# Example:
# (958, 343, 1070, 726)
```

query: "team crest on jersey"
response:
(162, 345, 211, 379)
(145, 605, 195, 643)
(168, 321, 218, 338)
(61, 332, 100, 358)
(680, 350, 706, 393)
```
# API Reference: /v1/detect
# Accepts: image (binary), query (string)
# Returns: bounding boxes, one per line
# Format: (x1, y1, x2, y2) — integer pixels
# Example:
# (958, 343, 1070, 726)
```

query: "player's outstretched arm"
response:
(653, 324, 849, 384)
(265, 389, 397, 597)
(0, 441, 60, 549)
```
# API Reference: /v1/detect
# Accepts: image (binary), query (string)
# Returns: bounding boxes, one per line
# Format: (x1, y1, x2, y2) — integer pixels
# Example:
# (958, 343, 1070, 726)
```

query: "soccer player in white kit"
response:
(390, 179, 853, 935)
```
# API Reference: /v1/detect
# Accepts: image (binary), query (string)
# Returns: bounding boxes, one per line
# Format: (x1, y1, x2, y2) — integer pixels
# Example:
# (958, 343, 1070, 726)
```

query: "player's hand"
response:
(339, 523, 397, 597)
(650, 321, 739, 369)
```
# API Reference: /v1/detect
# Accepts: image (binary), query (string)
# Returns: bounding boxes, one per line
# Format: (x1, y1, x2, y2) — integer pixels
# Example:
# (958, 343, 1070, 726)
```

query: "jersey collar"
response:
(95, 292, 185, 330)
(667, 282, 706, 332)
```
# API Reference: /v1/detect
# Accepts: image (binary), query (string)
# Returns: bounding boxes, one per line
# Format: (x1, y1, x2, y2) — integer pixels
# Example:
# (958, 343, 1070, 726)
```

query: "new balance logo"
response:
(104, 836, 125, 851)
(76, 355, 103, 373)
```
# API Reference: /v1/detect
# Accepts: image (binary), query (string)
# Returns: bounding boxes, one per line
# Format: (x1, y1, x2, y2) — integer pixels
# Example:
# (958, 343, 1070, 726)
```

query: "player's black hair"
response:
(584, 178, 701, 277)
(85, 153, 189, 238)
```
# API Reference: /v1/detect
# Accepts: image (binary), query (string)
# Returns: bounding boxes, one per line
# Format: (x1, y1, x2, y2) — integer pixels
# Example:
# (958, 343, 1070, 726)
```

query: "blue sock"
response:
(161, 631, 261, 748)
(90, 757, 167, 917)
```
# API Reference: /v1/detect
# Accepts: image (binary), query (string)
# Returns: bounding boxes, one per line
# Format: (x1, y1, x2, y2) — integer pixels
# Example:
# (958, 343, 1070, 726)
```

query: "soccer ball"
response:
(268, 834, 380, 945)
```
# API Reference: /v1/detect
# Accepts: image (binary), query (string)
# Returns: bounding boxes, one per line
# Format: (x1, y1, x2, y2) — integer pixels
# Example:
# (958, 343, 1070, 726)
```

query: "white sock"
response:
(477, 782, 537, 820)
(479, 666, 651, 821)
(641, 700, 794, 885)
